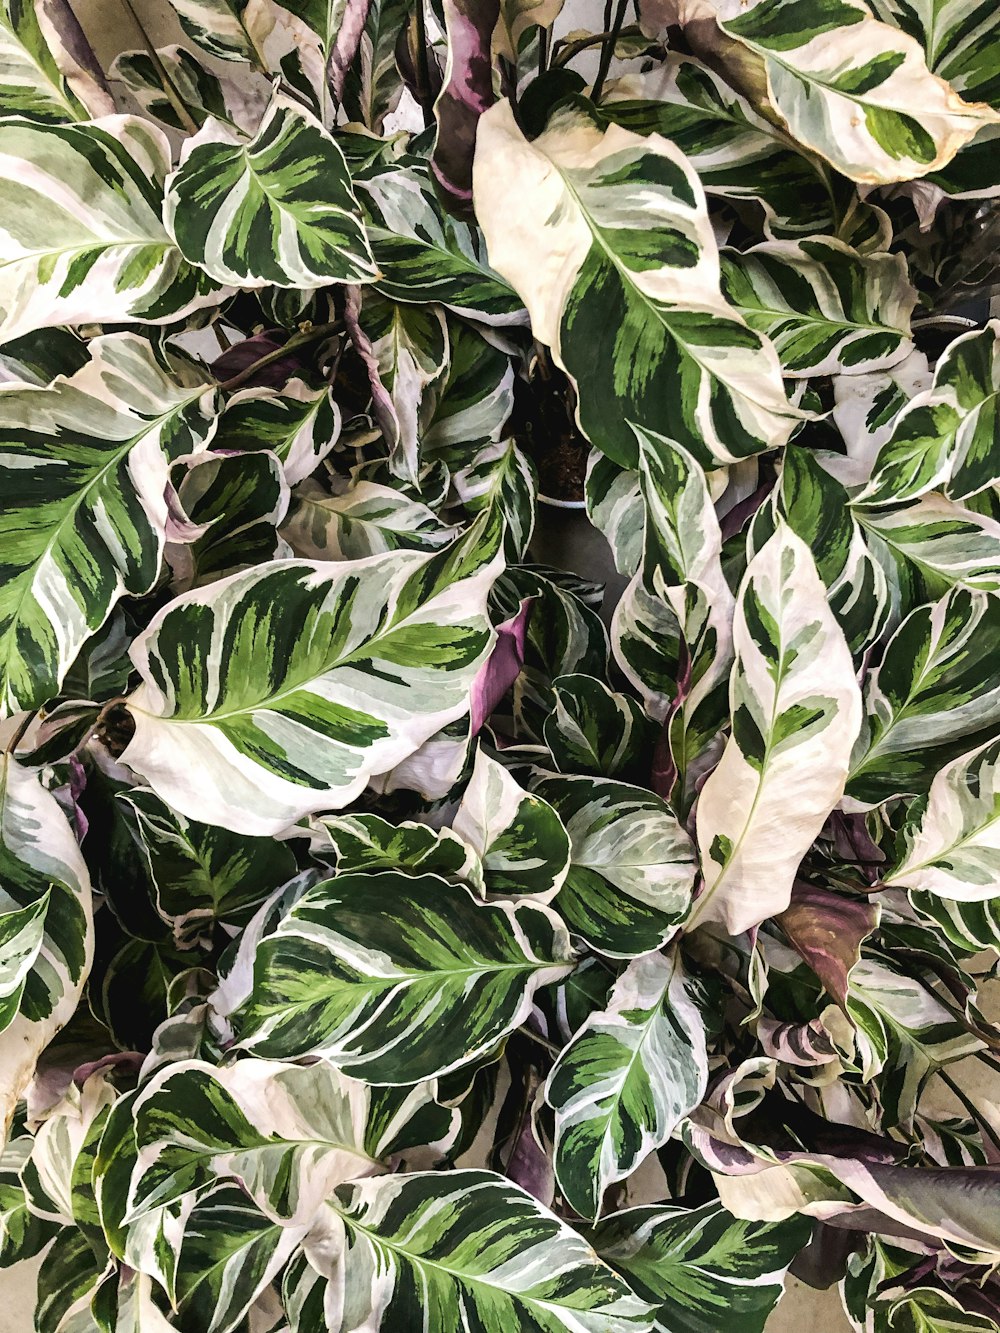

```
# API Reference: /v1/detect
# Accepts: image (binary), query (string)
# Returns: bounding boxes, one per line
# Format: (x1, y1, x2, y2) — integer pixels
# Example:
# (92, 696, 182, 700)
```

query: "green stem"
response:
(3, 709, 38, 757)
(118, 0, 200, 135)
(590, 0, 628, 103)
(937, 1068, 1000, 1158)
(517, 1025, 562, 1057)
(216, 322, 340, 394)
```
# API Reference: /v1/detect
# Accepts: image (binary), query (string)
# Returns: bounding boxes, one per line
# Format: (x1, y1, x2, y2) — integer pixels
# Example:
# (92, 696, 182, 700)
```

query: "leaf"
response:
(473, 98, 801, 469)
(0, 0, 114, 122)
(886, 737, 1000, 901)
(777, 882, 879, 1008)
(546, 949, 709, 1221)
(432, 0, 499, 214)
(0, 1134, 58, 1266)
(308, 811, 482, 886)
(869, 0, 1000, 110)
(0, 333, 219, 714)
(283, 478, 458, 558)
(846, 588, 1000, 805)
(856, 492, 1000, 602)
(212, 380, 342, 486)
(715, 0, 999, 184)
(862, 321, 1000, 505)
(720, 237, 916, 377)
(453, 438, 537, 561)
(120, 513, 504, 835)
(363, 292, 449, 481)
(236, 870, 576, 1079)
(692, 523, 862, 935)
(535, 776, 696, 956)
(452, 748, 570, 900)
(357, 161, 524, 323)
(0, 894, 48, 1032)
(543, 674, 654, 779)
(593, 1200, 810, 1333)
(341, 0, 411, 130)
(168, 0, 262, 61)
(35, 1226, 105, 1333)
(0, 114, 221, 343)
(284, 1169, 655, 1331)
(164, 92, 377, 289)
(112, 42, 264, 134)
(599, 54, 835, 239)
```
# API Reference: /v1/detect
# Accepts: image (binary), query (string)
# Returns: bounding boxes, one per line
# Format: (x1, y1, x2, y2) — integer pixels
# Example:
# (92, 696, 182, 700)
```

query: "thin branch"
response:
(590, 0, 628, 103)
(517, 1025, 562, 1057)
(216, 322, 340, 394)
(936, 1068, 1000, 1159)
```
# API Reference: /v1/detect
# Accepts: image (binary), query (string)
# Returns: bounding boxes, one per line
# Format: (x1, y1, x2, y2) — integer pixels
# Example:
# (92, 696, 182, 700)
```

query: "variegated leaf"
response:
(593, 1201, 810, 1333)
(473, 99, 801, 470)
(356, 162, 524, 323)
(0, 333, 218, 716)
(363, 293, 449, 481)
(453, 748, 570, 901)
(120, 514, 504, 835)
(283, 1169, 655, 1331)
(212, 380, 342, 487)
(341, 0, 411, 131)
(862, 320, 1000, 505)
(282, 479, 458, 559)
(546, 950, 708, 1221)
(235, 870, 575, 1079)
(422, 320, 515, 461)
(586, 453, 643, 579)
(856, 491, 1000, 601)
(112, 42, 265, 134)
(543, 674, 654, 780)
(165, 93, 377, 289)
(0, 0, 114, 122)
(453, 438, 537, 561)
(720, 237, 916, 377)
(0, 115, 220, 343)
(600, 55, 836, 239)
(0, 1134, 57, 1265)
(713, 0, 1000, 183)
(869, 0, 1000, 110)
(308, 812, 482, 887)
(692, 524, 862, 935)
(846, 588, 1000, 805)
(886, 737, 1000, 900)
(535, 777, 696, 956)
(830, 346, 933, 487)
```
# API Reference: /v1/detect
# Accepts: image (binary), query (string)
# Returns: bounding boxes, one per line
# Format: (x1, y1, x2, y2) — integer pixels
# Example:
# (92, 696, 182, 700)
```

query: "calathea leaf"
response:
(120, 511, 505, 835)
(0, 894, 48, 1032)
(213, 380, 342, 487)
(168, 0, 263, 62)
(720, 237, 917, 377)
(910, 890, 1000, 955)
(235, 870, 576, 1079)
(543, 674, 654, 780)
(282, 1169, 655, 1331)
(452, 748, 570, 901)
(0, 0, 115, 122)
(356, 161, 525, 323)
(711, 0, 1000, 183)
(592, 1200, 810, 1333)
(546, 949, 709, 1221)
(35, 1225, 106, 1333)
(432, 0, 499, 214)
(0, 333, 219, 715)
(0, 746, 92, 1134)
(861, 320, 1000, 505)
(473, 98, 801, 470)
(112, 42, 265, 134)
(341, 0, 411, 131)
(885, 737, 1000, 901)
(0, 1133, 58, 1266)
(452, 438, 537, 562)
(308, 812, 482, 886)
(586, 453, 643, 580)
(830, 345, 933, 488)
(692, 523, 862, 936)
(845, 588, 1000, 806)
(282, 479, 458, 559)
(422, 318, 515, 461)
(868, 0, 1000, 111)
(535, 776, 697, 956)
(598, 54, 836, 240)
(0, 114, 221, 343)
(165, 92, 377, 289)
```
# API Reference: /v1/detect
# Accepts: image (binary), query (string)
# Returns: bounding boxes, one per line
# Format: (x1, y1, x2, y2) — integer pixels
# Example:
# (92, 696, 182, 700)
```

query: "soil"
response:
(510, 366, 589, 502)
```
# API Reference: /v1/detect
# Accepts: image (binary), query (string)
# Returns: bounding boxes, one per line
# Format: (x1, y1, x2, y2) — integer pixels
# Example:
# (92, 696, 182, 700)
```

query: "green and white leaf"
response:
(586, 453, 643, 579)
(0, 114, 221, 343)
(535, 776, 697, 956)
(831, 346, 933, 487)
(592, 1200, 809, 1333)
(453, 437, 537, 561)
(857, 491, 1000, 601)
(120, 514, 504, 835)
(0, 333, 219, 714)
(720, 237, 916, 377)
(213, 380, 342, 487)
(164, 92, 377, 289)
(363, 293, 449, 482)
(692, 523, 862, 935)
(862, 320, 1000, 505)
(284, 1169, 655, 1331)
(473, 99, 801, 470)
(715, 0, 1000, 183)
(846, 588, 1000, 805)
(546, 950, 709, 1221)
(282, 478, 458, 559)
(544, 674, 653, 779)
(341, 0, 412, 131)
(236, 869, 575, 1079)
(453, 748, 570, 901)
(307, 812, 482, 887)
(112, 42, 266, 134)
(0, 0, 115, 122)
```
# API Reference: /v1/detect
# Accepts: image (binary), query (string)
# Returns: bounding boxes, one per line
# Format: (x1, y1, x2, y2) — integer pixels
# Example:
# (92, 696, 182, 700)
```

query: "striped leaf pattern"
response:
(693, 524, 862, 935)
(282, 479, 458, 560)
(716, 0, 1000, 183)
(309, 812, 482, 885)
(165, 93, 377, 289)
(546, 950, 708, 1221)
(0, 0, 114, 122)
(120, 514, 504, 834)
(473, 99, 802, 469)
(236, 870, 576, 1078)
(0, 334, 219, 715)
(0, 115, 220, 343)
(212, 381, 342, 487)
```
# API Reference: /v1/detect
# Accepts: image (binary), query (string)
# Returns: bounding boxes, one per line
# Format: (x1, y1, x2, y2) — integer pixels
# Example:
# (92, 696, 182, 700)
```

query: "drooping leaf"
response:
(165, 92, 377, 289)
(473, 98, 802, 470)
(0, 0, 114, 122)
(236, 870, 576, 1079)
(432, 0, 499, 214)
(593, 1200, 810, 1333)
(546, 949, 709, 1221)
(692, 523, 862, 935)
(120, 514, 504, 835)
(0, 114, 220, 342)
(535, 776, 697, 956)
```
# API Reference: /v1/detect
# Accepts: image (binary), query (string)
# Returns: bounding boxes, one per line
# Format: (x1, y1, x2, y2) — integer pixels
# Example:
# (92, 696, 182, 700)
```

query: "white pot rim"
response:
(538, 494, 587, 510)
